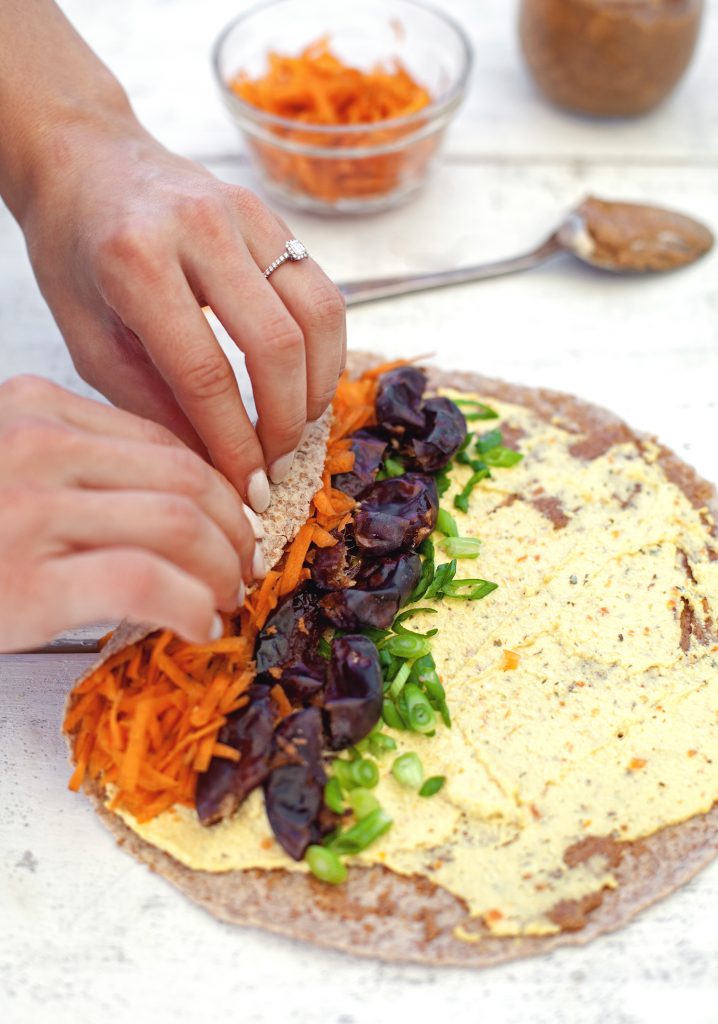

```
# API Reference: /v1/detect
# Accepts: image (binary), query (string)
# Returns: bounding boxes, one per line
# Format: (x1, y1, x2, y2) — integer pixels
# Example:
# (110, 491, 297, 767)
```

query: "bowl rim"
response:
(211, 0, 474, 137)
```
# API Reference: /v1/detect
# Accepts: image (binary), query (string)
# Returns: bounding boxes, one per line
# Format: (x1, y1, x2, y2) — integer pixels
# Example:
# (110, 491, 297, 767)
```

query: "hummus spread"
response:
(113, 390, 718, 937)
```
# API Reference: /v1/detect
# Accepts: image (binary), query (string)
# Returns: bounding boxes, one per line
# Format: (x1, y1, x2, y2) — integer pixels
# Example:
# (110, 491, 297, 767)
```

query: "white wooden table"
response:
(2, 2, 718, 1022)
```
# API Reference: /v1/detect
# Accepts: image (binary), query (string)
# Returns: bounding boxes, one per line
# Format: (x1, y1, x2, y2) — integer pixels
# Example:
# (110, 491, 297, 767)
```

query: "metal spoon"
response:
(338, 196, 714, 307)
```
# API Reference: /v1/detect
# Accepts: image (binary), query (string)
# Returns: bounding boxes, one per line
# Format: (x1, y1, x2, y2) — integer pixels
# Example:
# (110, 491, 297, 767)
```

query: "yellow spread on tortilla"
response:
(113, 389, 718, 937)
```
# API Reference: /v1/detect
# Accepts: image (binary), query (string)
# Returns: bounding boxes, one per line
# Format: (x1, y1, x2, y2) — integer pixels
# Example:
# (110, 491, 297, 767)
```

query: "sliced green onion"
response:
(388, 659, 413, 698)
(484, 446, 524, 468)
(384, 634, 432, 660)
(477, 428, 503, 453)
(441, 536, 482, 558)
(454, 466, 491, 513)
(436, 508, 459, 537)
(306, 845, 347, 884)
(434, 469, 452, 496)
(369, 732, 398, 756)
(454, 399, 499, 420)
(326, 807, 393, 855)
(382, 698, 407, 731)
(391, 752, 424, 789)
(424, 560, 457, 600)
(393, 607, 438, 628)
(404, 683, 437, 733)
(419, 776, 446, 798)
(333, 757, 379, 790)
(416, 668, 445, 704)
(383, 457, 405, 478)
(361, 626, 391, 645)
(324, 777, 345, 814)
(442, 579, 498, 601)
(348, 787, 380, 819)
(408, 555, 435, 602)
(318, 635, 332, 659)
(438, 702, 452, 728)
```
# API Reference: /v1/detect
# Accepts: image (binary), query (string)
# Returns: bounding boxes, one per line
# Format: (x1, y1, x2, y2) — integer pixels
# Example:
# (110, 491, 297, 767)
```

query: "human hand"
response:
(0, 375, 263, 652)
(18, 119, 346, 513)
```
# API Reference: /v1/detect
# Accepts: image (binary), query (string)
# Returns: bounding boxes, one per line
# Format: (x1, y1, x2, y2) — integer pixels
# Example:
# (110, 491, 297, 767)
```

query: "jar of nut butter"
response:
(518, 0, 704, 117)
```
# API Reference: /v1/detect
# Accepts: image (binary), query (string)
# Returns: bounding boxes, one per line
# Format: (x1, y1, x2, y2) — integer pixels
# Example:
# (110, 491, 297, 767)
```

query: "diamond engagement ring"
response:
(263, 239, 309, 279)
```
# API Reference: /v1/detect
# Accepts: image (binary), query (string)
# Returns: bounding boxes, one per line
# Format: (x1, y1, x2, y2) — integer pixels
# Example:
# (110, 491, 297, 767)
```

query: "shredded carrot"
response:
(500, 650, 520, 671)
(270, 683, 293, 719)
(64, 360, 408, 823)
(229, 38, 435, 205)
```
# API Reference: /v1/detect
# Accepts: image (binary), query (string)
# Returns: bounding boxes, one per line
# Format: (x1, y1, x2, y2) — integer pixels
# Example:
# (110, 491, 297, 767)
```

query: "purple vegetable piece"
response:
(334, 428, 388, 498)
(319, 552, 421, 629)
(255, 585, 325, 696)
(196, 687, 275, 826)
(375, 367, 427, 431)
(323, 635, 383, 749)
(354, 473, 438, 556)
(403, 397, 467, 472)
(263, 708, 331, 860)
(311, 538, 361, 591)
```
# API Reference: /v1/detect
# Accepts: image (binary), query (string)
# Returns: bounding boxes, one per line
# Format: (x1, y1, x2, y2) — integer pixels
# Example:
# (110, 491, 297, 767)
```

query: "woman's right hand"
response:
(0, 375, 263, 652)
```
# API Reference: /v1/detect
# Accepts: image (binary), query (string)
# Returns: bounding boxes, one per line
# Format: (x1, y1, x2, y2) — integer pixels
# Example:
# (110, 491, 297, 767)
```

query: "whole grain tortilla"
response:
(75, 354, 718, 967)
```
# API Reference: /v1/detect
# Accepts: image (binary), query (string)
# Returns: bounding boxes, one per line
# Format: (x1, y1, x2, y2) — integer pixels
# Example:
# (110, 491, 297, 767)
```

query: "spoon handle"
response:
(339, 234, 563, 307)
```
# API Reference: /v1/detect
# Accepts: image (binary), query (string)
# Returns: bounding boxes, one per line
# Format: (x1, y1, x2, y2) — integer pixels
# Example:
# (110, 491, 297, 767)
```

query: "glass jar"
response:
(518, 0, 704, 117)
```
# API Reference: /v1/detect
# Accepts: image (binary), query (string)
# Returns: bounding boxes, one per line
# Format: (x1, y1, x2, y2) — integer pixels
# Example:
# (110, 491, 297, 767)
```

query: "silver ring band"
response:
(264, 239, 309, 279)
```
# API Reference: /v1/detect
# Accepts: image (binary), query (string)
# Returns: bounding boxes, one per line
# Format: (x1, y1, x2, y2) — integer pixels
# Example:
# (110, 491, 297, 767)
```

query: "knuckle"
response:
(228, 186, 267, 224)
(97, 223, 151, 265)
(166, 446, 210, 495)
(158, 495, 207, 546)
(180, 353, 234, 402)
(119, 554, 163, 607)
(178, 193, 225, 236)
(0, 374, 54, 410)
(0, 415, 70, 459)
(306, 283, 346, 334)
(264, 319, 304, 362)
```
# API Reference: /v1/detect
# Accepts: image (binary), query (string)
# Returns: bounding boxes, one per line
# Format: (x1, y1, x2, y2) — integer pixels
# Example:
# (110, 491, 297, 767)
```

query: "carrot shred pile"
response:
(64, 360, 408, 823)
(229, 38, 435, 204)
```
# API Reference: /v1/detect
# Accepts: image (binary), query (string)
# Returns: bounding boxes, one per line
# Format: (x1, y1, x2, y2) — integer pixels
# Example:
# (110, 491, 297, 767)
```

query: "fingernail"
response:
(269, 450, 296, 485)
(247, 469, 271, 514)
(242, 502, 264, 540)
(300, 419, 319, 447)
(208, 614, 224, 641)
(252, 544, 267, 580)
(237, 580, 246, 607)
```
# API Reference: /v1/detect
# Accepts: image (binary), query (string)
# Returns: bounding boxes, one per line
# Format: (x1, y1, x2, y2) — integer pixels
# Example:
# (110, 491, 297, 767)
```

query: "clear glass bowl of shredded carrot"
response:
(212, 0, 473, 213)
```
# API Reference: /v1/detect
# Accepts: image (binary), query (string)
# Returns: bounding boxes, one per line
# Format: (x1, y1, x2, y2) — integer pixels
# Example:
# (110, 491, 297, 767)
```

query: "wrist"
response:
(4, 76, 143, 223)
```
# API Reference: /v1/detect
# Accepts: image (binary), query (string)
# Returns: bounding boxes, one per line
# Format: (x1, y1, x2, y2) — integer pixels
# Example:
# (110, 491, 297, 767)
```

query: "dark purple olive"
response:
(402, 397, 467, 472)
(196, 687, 275, 826)
(319, 552, 421, 629)
(323, 636, 383, 749)
(311, 538, 361, 591)
(255, 585, 326, 696)
(375, 367, 427, 432)
(333, 428, 388, 498)
(263, 708, 331, 861)
(354, 473, 438, 556)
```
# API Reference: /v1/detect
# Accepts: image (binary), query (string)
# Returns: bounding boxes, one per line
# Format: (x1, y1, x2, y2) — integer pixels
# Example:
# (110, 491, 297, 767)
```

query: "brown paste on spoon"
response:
(572, 196, 714, 272)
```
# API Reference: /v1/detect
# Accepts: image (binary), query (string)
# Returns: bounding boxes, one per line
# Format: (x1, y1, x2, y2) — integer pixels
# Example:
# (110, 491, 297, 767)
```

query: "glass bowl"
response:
(211, 0, 473, 214)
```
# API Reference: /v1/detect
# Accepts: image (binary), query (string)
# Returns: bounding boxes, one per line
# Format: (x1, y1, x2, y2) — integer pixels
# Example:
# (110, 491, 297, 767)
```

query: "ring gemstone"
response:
(286, 239, 308, 261)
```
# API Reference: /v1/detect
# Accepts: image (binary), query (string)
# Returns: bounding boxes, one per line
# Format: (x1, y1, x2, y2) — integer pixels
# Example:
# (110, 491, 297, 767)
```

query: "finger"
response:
(236, 200, 344, 425)
(45, 300, 210, 457)
(0, 417, 257, 576)
(254, 234, 344, 426)
(38, 548, 220, 644)
(49, 489, 244, 611)
(183, 232, 308, 484)
(0, 371, 196, 452)
(101, 269, 269, 510)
